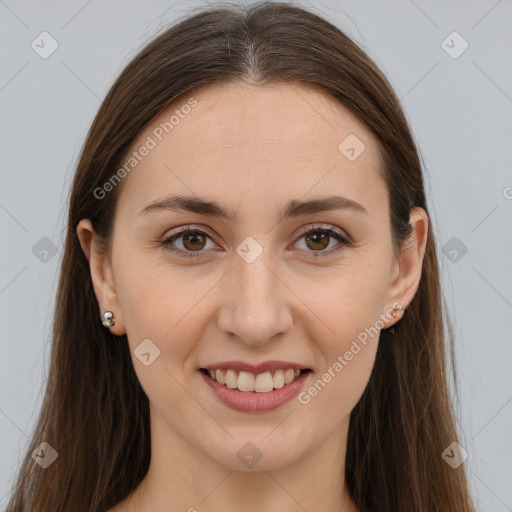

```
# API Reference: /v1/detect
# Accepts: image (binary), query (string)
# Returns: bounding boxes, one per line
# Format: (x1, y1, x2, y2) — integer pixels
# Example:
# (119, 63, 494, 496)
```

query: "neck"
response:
(121, 408, 359, 512)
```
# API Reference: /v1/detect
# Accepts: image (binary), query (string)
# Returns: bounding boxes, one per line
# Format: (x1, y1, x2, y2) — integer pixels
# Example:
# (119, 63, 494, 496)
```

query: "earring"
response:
(101, 311, 115, 328)
(390, 302, 404, 319)
(388, 302, 404, 334)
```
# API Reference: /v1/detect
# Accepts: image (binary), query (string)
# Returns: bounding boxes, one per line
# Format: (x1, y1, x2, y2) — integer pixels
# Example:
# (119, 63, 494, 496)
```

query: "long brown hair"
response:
(6, 2, 476, 511)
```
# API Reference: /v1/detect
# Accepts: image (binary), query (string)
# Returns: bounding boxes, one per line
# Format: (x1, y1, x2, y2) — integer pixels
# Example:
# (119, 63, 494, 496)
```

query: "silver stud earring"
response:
(101, 311, 115, 328)
(390, 302, 404, 319)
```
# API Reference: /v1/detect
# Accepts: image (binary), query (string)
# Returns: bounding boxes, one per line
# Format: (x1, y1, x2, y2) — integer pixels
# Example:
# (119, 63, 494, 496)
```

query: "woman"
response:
(6, 2, 477, 511)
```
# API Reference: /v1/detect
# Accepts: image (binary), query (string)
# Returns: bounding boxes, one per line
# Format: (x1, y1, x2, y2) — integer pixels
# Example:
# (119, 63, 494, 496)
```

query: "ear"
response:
(382, 207, 429, 328)
(76, 219, 126, 336)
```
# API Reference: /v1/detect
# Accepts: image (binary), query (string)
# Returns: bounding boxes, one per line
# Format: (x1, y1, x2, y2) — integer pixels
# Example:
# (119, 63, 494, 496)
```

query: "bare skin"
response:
(77, 81, 428, 512)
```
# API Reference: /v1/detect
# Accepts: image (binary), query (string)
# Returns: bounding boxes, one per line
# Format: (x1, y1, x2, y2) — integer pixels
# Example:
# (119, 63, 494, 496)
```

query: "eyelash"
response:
(159, 224, 352, 260)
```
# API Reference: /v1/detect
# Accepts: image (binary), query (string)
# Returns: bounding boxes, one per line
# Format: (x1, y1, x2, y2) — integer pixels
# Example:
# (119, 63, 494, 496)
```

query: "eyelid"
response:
(163, 224, 215, 238)
(293, 223, 350, 242)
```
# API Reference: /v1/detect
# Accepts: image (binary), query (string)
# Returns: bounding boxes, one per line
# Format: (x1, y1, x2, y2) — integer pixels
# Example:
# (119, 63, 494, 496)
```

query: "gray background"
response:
(1, 0, 511, 509)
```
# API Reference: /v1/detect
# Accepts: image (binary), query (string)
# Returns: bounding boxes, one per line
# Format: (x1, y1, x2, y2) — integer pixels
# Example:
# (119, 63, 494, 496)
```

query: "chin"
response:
(201, 427, 310, 472)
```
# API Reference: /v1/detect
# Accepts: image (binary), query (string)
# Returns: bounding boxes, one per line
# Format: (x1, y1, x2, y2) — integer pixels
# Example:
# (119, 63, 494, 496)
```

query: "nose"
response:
(216, 248, 293, 346)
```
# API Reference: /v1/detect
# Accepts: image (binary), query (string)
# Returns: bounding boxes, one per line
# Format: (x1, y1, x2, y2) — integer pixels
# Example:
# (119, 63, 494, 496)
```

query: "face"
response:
(80, 81, 427, 473)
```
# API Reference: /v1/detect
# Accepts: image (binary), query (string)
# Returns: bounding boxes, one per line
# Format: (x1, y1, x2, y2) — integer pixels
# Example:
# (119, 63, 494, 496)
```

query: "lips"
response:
(198, 360, 312, 412)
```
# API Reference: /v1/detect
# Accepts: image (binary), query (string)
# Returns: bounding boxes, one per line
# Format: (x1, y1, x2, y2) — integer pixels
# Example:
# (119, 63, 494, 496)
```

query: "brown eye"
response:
(293, 225, 351, 258)
(304, 231, 330, 251)
(182, 232, 207, 251)
(160, 227, 216, 258)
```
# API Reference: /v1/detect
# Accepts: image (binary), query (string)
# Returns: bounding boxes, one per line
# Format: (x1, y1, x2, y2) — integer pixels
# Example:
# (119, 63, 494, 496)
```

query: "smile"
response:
(198, 364, 312, 413)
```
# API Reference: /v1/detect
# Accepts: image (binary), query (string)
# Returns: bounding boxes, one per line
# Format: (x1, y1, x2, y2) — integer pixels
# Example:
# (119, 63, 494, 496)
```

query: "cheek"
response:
(299, 255, 390, 337)
(298, 343, 377, 438)
(114, 254, 207, 363)
(297, 279, 385, 425)
(296, 260, 388, 401)
(114, 263, 210, 415)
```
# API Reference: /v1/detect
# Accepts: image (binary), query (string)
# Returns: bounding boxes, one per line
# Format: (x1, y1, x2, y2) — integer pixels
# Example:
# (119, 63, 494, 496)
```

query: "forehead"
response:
(117, 81, 386, 220)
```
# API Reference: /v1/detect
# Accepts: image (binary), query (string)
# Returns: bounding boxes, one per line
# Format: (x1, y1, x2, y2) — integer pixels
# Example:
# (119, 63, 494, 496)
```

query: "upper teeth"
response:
(206, 368, 302, 393)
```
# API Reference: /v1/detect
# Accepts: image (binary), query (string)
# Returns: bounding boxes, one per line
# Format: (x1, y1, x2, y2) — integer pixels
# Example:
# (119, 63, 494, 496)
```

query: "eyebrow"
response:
(138, 194, 368, 221)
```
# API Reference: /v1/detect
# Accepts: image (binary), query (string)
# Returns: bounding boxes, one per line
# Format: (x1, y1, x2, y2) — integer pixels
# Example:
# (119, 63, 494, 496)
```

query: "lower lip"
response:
(199, 370, 310, 412)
